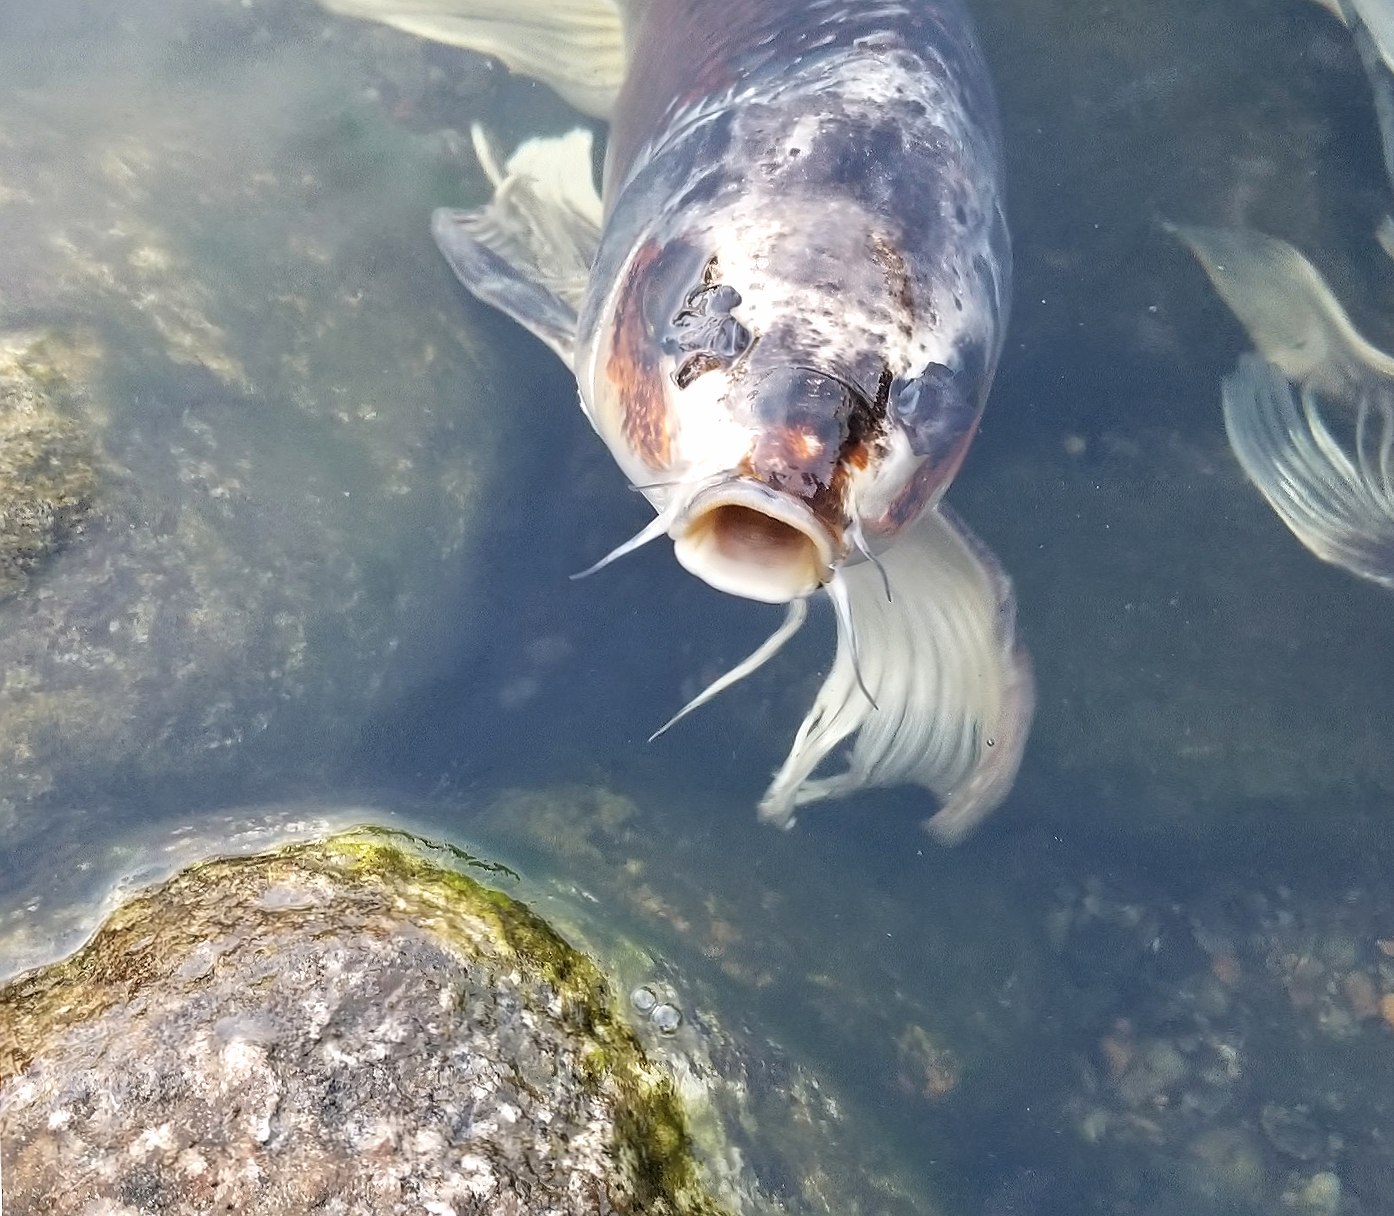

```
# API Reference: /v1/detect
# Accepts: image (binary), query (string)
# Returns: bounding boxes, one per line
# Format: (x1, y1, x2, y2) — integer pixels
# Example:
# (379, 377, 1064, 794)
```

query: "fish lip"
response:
(672, 479, 838, 604)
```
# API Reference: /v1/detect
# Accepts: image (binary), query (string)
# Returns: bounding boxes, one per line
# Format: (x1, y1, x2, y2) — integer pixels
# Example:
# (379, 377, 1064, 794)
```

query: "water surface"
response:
(2, 0, 1394, 1213)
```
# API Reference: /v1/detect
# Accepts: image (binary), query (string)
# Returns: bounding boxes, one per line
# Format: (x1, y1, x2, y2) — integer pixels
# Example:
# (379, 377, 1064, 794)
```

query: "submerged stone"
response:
(0, 827, 933, 1216)
(0, 341, 97, 603)
(0, 0, 519, 825)
(0, 831, 726, 1216)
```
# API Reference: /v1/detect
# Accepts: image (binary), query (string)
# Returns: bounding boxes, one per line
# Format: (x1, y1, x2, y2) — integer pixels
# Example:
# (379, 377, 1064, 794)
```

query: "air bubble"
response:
(650, 1003, 683, 1035)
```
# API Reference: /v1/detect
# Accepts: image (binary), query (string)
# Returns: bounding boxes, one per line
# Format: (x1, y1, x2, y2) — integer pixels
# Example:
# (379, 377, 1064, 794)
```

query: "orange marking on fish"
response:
(740, 426, 856, 558)
(607, 240, 673, 469)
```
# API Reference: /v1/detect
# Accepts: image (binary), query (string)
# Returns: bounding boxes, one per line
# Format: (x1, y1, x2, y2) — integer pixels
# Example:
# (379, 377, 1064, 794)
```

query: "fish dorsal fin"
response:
(432, 125, 603, 364)
(1172, 224, 1394, 397)
(758, 507, 1034, 844)
(320, 0, 632, 118)
(1223, 355, 1394, 588)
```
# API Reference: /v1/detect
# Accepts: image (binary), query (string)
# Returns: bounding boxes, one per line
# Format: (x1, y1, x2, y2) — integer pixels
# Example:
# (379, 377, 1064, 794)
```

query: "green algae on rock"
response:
(464, 783, 1055, 1208)
(0, 831, 729, 1216)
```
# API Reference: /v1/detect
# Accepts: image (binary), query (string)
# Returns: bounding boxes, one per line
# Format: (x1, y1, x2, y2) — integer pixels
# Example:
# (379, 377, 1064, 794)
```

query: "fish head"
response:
(576, 196, 1003, 605)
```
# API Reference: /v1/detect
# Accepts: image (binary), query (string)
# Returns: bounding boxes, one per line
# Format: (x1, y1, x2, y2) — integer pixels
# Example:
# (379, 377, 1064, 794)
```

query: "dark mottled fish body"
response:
(607, 0, 1000, 193)
(321, 0, 1032, 841)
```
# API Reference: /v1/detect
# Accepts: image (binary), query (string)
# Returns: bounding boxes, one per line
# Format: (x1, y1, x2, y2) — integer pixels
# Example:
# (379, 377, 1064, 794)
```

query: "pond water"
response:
(2, 0, 1393, 1213)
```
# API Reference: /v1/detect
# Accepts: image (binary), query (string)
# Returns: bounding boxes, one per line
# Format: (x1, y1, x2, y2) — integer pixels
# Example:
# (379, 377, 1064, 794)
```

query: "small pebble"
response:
(1343, 971, 1379, 1020)
(629, 985, 657, 1015)
(1260, 1103, 1323, 1162)
(1382, 993, 1394, 1031)
(1294, 1171, 1341, 1216)
(1320, 934, 1358, 970)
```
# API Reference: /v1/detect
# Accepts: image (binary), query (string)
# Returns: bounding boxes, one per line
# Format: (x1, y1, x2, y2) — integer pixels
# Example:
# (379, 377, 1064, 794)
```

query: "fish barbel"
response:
(322, 0, 1034, 841)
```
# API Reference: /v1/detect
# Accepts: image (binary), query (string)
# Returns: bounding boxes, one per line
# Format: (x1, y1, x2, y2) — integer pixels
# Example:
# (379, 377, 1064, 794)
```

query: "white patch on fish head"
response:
(574, 233, 756, 500)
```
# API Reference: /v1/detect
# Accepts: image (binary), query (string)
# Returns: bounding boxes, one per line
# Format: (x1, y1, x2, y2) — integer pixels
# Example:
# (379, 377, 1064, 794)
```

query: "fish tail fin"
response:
(319, 0, 629, 117)
(1223, 355, 1394, 587)
(431, 126, 602, 364)
(758, 508, 1034, 844)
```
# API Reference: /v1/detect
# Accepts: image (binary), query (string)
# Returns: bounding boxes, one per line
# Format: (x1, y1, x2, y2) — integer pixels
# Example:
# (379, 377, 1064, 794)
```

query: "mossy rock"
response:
(0, 831, 728, 1216)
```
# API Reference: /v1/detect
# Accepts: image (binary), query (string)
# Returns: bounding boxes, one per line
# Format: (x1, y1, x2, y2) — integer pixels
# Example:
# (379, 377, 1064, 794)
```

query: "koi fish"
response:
(322, 0, 1033, 841)
(1174, 0, 1394, 590)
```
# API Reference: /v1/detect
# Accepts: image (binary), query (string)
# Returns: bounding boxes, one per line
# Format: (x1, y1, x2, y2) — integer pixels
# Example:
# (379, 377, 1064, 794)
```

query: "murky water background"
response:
(2, 0, 1394, 1212)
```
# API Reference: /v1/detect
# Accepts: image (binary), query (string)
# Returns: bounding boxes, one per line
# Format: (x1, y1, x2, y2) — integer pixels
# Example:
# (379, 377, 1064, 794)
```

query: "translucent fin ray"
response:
(1223, 355, 1394, 587)
(758, 508, 1034, 844)
(431, 126, 602, 364)
(1335, 0, 1394, 192)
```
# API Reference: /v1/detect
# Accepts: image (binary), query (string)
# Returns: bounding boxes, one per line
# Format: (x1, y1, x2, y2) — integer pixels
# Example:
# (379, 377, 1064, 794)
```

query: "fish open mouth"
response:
(673, 481, 836, 603)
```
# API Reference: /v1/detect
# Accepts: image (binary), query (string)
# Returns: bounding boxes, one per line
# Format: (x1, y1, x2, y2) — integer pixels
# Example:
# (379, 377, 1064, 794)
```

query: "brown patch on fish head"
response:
(606, 240, 675, 469)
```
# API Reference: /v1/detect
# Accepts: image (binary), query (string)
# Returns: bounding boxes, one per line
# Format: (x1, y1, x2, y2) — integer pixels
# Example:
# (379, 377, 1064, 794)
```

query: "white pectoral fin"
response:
(319, 0, 631, 118)
(1223, 354, 1394, 588)
(432, 126, 602, 364)
(1172, 224, 1394, 394)
(758, 508, 1034, 844)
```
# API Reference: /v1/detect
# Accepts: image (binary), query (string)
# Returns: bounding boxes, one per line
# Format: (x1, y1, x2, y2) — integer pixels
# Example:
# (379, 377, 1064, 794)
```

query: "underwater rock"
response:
(0, 1, 516, 822)
(0, 827, 935, 1216)
(0, 341, 98, 603)
(464, 783, 1068, 1172)
(1049, 867, 1394, 1214)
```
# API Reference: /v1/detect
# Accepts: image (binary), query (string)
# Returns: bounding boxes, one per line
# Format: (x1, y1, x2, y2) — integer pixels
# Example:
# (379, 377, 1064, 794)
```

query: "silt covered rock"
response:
(0, 0, 516, 823)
